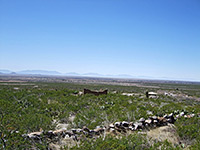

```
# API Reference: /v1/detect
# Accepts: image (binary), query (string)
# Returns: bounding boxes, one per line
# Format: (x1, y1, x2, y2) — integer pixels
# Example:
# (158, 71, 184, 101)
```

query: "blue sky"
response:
(0, 0, 200, 81)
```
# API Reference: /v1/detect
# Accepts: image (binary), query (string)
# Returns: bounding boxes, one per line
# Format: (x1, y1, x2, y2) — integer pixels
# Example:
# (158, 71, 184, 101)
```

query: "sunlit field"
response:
(0, 76, 200, 149)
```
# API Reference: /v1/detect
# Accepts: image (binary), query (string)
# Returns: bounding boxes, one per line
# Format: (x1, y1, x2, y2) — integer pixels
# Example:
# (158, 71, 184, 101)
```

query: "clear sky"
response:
(0, 0, 200, 81)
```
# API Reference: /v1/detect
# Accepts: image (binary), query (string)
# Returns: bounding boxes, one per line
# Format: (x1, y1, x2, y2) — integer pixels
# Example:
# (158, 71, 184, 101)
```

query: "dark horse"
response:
(83, 89, 108, 96)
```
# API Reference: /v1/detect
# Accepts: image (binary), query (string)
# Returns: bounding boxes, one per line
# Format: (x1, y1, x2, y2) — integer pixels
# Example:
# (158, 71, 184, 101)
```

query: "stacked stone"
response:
(173, 110, 196, 119)
(23, 111, 197, 142)
(106, 114, 176, 135)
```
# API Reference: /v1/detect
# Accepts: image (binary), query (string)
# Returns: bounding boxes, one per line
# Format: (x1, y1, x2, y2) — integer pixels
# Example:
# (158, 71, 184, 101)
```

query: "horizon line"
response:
(0, 68, 200, 83)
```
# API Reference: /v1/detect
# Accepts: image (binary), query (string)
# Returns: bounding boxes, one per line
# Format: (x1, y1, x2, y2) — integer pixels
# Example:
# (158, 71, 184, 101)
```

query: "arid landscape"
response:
(0, 75, 200, 149)
(1, 1, 200, 149)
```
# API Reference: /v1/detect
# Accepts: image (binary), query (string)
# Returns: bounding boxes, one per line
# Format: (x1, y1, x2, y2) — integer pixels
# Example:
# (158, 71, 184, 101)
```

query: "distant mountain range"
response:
(0, 69, 62, 75)
(0, 69, 134, 78)
(17, 70, 62, 75)
(0, 69, 13, 74)
(0, 69, 199, 82)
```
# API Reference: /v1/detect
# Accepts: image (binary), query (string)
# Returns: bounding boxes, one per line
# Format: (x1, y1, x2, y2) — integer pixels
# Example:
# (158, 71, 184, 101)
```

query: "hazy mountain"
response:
(114, 74, 134, 78)
(66, 72, 80, 76)
(1, 69, 198, 82)
(17, 70, 62, 75)
(0, 69, 138, 79)
(83, 73, 104, 77)
(0, 69, 12, 74)
(10, 72, 17, 74)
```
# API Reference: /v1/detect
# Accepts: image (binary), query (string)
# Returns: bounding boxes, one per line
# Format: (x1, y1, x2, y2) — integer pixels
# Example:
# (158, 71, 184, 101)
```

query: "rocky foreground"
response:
(23, 110, 197, 149)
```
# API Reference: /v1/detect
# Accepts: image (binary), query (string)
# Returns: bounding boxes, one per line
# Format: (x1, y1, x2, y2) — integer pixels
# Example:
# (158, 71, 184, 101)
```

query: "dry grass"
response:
(146, 124, 180, 146)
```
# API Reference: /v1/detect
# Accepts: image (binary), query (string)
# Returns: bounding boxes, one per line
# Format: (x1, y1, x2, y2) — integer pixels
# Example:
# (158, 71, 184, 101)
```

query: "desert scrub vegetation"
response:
(0, 81, 200, 149)
(175, 116, 200, 149)
(71, 134, 149, 150)
(70, 134, 183, 150)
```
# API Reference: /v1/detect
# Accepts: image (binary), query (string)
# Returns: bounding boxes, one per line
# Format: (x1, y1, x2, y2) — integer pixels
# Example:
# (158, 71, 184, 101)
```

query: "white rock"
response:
(114, 122, 121, 127)
(134, 122, 143, 130)
(147, 110, 153, 115)
(109, 123, 115, 128)
(190, 114, 195, 117)
(153, 120, 158, 124)
(122, 121, 129, 127)
(145, 119, 152, 124)
(129, 126, 135, 131)
(139, 118, 145, 122)
(180, 112, 185, 116)
(168, 113, 173, 117)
